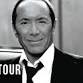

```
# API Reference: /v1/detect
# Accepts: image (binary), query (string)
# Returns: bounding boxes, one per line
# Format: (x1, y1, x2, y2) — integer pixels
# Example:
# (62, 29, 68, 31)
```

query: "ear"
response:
(52, 20, 56, 32)
(15, 32, 18, 38)
(48, 0, 52, 2)
(12, 26, 19, 38)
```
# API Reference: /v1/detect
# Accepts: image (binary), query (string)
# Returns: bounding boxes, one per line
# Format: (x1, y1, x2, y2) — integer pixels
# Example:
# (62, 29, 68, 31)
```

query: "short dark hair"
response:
(12, 0, 55, 29)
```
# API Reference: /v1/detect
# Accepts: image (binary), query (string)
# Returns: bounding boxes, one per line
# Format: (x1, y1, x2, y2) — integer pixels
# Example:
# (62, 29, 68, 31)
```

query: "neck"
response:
(24, 43, 53, 64)
(25, 50, 46, 64)
(26, 52, 39, 64)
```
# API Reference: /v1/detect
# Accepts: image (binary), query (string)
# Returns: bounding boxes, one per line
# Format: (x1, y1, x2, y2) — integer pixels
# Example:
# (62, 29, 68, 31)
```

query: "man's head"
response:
(12, 0, 55, 58)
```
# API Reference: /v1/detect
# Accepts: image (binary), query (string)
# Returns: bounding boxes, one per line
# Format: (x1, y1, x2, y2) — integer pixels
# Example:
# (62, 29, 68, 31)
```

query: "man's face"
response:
(15, 1, 54, 55)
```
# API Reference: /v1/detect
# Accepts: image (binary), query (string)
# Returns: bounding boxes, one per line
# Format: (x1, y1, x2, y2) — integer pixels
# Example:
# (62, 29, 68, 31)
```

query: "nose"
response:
(30, 22, 39, 36)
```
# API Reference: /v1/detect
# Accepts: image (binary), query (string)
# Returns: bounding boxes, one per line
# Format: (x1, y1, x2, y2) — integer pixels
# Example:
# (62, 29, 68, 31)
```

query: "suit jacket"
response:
(0, 47, 83, 83)
(51, 47, 83, 83)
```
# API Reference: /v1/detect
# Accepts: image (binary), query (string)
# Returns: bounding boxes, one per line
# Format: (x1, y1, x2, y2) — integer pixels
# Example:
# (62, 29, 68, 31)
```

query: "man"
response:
(0, 0, 83, 83)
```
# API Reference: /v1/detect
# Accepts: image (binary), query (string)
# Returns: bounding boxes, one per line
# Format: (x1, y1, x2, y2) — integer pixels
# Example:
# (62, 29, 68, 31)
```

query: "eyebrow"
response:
(19, 17, 51, 22)
(36, 17, 50, 21)
(19, 18, 30, 22)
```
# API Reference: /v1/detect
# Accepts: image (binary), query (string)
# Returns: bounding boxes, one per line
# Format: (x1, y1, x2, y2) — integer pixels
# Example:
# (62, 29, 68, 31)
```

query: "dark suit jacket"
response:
(51, 47, 83, 83)
(0, 47, 83, 83)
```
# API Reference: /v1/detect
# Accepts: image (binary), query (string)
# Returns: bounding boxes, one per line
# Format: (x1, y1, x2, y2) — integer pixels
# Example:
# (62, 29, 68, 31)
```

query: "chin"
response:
(28, 47, 45, 54)
(26, 48, 45, 58)
(21, 38, 51, 55)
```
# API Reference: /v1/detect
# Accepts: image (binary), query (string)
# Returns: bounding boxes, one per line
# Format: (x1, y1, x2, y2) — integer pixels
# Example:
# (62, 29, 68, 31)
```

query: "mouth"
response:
(25, 38, 43, 43)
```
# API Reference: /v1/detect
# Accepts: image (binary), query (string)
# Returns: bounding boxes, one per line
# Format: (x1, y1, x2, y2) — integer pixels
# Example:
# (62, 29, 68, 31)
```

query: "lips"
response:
(24, 38, 44, 46)
(23, 37, 45, 47)
(26, 38, 43, 42)
(24, 39, 43, 47)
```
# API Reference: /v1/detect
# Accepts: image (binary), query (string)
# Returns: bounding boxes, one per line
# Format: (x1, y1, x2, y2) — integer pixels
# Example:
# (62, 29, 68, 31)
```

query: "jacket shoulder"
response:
(55, 47, 83, 64)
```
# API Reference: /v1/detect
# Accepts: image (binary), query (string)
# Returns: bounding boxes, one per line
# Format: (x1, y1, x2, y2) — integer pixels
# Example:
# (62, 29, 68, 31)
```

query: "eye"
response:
(21, 22, 27, 24)
(39, 21, 47, 24)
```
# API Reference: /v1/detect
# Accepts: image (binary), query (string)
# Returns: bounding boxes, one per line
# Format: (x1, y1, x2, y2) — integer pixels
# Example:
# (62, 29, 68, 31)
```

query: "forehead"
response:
(16, 0, 50, 18)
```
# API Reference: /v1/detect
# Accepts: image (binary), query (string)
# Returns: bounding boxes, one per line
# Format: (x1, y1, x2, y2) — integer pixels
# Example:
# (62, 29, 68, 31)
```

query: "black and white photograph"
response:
(0, 0, 83, 83)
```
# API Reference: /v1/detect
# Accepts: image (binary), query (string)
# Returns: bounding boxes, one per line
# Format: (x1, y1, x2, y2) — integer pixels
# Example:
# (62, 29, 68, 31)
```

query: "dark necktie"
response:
(23, 60, 44, 83)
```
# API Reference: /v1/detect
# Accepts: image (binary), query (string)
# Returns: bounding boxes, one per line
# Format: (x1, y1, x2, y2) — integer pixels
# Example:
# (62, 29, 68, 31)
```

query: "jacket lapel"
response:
(51, 47, 81, 83)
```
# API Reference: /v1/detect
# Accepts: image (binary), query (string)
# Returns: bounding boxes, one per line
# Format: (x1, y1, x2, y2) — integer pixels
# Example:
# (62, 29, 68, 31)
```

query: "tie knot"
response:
(22, 59, 27, 66)
(36, 61, 44, 70)
(22, 59, 44, 78)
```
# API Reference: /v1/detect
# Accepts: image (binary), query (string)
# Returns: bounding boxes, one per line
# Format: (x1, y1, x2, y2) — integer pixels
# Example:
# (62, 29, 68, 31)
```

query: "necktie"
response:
(23, 60, 44, 83)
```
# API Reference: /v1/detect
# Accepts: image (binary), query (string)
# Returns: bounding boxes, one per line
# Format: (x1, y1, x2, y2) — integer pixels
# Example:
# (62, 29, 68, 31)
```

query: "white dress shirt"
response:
(19, 43, 55, 83)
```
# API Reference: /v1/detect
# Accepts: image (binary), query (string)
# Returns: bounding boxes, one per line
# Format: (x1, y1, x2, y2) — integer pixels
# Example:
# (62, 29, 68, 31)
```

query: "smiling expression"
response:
(15, 0, 54, 56)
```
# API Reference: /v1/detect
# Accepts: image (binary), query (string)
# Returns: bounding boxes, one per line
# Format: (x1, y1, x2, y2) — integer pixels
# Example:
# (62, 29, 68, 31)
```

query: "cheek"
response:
(16, 26, 29, 37)
(40, 26, 52, 37)
(41, 28, 53, 46)
(16, 22, 30, 34)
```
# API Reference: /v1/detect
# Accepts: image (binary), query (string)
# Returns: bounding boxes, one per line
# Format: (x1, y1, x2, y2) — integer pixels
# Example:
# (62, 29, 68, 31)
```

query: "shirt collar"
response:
(36, 43, 54, 69)
(19, 43, 55, 69)
(19, 50, 28, 64)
